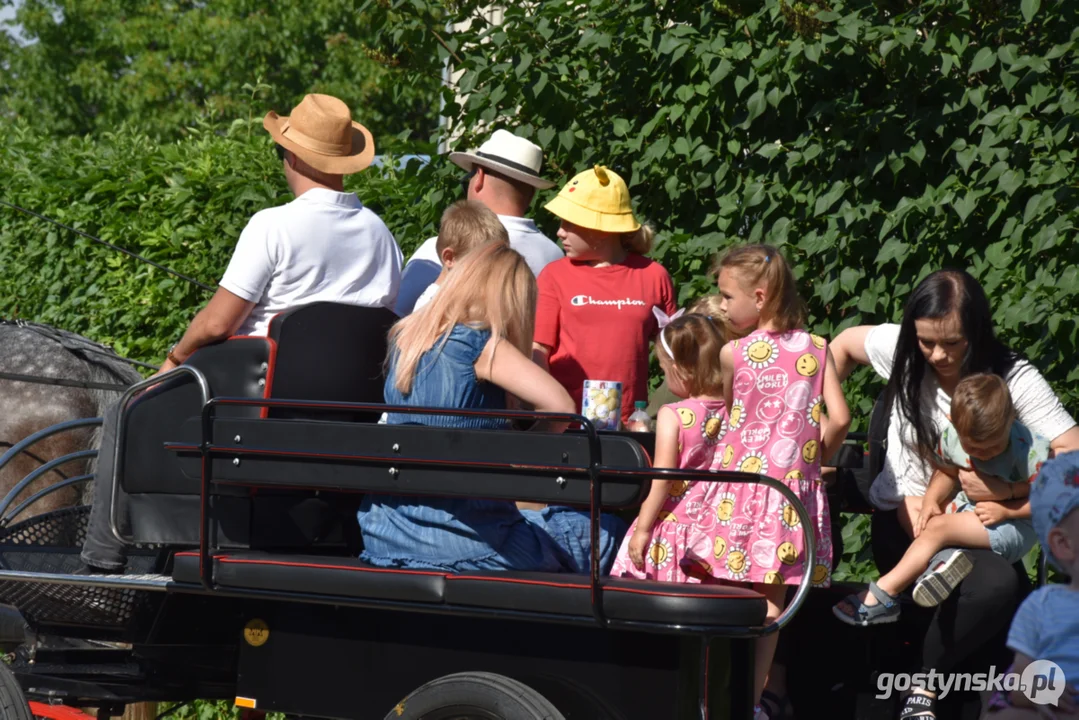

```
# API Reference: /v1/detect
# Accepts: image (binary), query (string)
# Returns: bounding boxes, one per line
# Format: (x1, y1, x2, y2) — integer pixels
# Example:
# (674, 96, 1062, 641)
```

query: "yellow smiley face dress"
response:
(609, 398, 733, 583)
(678, 329, 834, 588)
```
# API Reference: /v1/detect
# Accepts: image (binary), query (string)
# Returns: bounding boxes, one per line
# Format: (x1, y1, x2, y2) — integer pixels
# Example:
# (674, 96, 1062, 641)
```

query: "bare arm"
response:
(478, 337, 574, 432)
(633, 407, 679, 535)
(720, 344, 734, 410)
(819, 347, 851, 462)
(1051, 425, 1079, 456)
(957, 467, 1027, 503)
(914, 467, 958, 537)
(923, 467, 959, 508)
(627, 406, 679, 568)
(156, 287, 256, 375)
(830, 325, 876, 382)
(985, 497, 1030, 520)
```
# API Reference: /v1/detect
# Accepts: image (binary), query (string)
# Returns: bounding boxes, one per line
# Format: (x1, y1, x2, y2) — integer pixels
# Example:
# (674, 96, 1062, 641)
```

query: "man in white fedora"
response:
(80, 93, 403, 574)
(394, 129, 563, 315)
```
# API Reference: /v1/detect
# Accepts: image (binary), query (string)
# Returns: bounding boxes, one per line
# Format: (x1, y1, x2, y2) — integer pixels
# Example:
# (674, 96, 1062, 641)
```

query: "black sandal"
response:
(759, 689, 792, 720)
(899, 688, 936, 719)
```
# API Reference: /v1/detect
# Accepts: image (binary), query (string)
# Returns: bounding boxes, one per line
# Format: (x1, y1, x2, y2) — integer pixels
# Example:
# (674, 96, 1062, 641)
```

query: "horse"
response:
(0, 321, 144, 524)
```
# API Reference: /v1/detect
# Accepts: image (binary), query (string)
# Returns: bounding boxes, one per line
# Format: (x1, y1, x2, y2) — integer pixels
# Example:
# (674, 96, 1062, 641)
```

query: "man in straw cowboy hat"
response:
(394, 129, 563, 315)
(79, 93, 403, 574)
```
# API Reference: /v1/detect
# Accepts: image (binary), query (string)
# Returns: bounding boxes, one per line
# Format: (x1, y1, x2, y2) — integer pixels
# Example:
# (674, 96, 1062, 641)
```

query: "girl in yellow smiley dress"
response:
(709, 244, 850, 592)
(610, 313, 732, 583)
(711, 244, 850, 720)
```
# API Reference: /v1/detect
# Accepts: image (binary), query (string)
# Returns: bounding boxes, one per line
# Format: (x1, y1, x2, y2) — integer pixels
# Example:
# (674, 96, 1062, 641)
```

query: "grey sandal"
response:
(832, 580, 900, 626)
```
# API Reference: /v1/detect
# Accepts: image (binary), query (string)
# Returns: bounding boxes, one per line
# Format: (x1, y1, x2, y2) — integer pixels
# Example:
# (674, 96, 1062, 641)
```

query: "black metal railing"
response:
(180, 392, 816, 637)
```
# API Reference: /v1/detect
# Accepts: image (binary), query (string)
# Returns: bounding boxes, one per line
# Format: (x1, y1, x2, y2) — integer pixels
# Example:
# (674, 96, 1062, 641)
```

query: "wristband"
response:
(167, 344, 184, 366)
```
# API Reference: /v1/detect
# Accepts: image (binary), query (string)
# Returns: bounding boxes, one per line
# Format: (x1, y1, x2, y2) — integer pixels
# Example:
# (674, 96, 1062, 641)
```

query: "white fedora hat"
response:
(449, 129, 555, 189)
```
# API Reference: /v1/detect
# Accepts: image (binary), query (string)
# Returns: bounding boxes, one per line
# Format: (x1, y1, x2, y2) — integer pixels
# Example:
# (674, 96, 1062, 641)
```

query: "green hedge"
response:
(0, 120, 453, 365)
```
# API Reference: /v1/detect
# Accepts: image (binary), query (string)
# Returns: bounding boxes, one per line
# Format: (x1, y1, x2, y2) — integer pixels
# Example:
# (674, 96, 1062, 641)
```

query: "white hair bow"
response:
(653, 306, 686, 358)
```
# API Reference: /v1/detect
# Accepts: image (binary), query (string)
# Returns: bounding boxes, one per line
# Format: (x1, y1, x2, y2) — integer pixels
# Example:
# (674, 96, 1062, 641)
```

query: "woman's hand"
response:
(957, 467, 1011, 502)
(628, 526, 652, 569)
(974, 501, 1012, 526)
(914, 502, 942, 538)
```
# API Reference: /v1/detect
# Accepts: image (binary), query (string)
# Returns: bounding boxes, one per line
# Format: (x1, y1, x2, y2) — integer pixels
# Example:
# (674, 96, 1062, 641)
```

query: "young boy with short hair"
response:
(835, 373, 1048, 626)
(378, 201, 509, 426)
(984, 451, 1079, 717)
(411, 200, 509, 312)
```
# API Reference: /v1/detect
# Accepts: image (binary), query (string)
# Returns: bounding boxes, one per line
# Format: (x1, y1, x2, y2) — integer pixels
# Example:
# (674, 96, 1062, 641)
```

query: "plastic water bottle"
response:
(626, 401, 652, 433)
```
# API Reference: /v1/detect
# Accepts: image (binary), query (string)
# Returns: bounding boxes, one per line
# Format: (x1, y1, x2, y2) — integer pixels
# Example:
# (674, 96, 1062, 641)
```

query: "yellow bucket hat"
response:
(543, 165, 641, 234)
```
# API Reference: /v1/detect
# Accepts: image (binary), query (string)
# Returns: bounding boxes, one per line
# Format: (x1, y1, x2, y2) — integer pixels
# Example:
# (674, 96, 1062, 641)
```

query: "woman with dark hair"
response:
(830, 269, 1079, 718)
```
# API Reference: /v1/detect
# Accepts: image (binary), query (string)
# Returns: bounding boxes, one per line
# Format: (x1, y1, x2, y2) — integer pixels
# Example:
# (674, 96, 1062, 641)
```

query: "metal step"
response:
(0, 570, 170, 591)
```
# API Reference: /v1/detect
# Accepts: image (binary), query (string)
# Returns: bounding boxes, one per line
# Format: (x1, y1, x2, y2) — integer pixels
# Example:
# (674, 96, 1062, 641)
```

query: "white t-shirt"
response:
(413, 282, 440, 311)
(864, 323, 1075, 509)
(393, 214, 563, 315)
(219, 188, 403, 337)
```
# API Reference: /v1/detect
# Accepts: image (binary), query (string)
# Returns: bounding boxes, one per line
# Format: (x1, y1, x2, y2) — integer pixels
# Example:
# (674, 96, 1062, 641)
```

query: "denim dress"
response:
(358, 324, 625, 573)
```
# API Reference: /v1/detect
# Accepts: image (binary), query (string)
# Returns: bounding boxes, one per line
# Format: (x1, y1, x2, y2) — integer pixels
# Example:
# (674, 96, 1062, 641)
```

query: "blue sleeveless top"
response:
(381, 324, 508, 428)
(357, 325, 574, 572)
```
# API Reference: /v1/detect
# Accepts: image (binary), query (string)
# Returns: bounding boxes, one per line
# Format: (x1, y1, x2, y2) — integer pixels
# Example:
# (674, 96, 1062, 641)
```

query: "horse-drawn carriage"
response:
(0, 303, 890, 720)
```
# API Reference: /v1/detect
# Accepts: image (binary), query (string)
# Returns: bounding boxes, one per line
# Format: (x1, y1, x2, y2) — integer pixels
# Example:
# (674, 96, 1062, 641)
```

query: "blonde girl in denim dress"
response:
(357, 242, 626, 573)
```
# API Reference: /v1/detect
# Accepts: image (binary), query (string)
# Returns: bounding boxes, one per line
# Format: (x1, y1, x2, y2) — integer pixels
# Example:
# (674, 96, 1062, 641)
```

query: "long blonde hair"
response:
(388, 242, 537, 394)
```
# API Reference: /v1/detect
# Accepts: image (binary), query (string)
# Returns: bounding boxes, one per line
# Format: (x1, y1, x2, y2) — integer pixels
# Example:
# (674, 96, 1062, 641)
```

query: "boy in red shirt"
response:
(533, 165, 677, 425)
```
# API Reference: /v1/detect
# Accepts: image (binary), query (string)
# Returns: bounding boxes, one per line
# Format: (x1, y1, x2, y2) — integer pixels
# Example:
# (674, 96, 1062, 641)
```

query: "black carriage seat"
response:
(170, 551, 767, 628)
(163, 415, 769, 630)
(119, 302, 398, 551)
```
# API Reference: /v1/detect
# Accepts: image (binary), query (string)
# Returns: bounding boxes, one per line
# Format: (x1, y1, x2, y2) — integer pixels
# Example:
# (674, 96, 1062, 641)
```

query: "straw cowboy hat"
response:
(263, 94, 375, 175)
(544, 165, 641, 233)
(449, 130, 555, 189)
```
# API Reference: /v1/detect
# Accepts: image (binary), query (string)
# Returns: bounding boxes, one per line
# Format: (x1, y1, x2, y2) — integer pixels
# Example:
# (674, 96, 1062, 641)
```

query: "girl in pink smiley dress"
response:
(696, 328, 834, 588)
(610, 396, 732, 582)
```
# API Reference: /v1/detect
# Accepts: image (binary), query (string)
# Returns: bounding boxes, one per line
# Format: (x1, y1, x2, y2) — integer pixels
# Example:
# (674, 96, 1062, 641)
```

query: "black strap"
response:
(899, 690, 936, 719)
(0, 319, 158, 371)
(475, 151, 543, 178)
(0, 370, 129, 392)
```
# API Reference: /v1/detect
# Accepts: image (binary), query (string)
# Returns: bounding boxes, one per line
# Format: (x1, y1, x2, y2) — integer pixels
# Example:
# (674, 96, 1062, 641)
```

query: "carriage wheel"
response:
(385, 672, 565, 720)
(0, 663, 31, 720)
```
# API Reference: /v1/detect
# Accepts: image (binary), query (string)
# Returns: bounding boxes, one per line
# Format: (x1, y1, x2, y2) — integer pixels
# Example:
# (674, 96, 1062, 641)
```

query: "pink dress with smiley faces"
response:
(610, 397, 731, 583)
(689, 328, 833, 588)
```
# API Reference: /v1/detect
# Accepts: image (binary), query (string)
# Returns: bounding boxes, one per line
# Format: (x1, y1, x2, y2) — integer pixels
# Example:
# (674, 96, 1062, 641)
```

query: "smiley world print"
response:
(707, 328, 833, 587)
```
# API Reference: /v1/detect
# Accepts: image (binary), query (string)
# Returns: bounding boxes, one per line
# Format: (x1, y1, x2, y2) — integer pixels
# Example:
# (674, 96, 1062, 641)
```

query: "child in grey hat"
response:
(984, 451, 1079, 717)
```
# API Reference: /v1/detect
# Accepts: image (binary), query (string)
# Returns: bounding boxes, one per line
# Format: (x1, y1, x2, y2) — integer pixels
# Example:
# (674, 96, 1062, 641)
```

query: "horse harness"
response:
(0, 319, 154, 392)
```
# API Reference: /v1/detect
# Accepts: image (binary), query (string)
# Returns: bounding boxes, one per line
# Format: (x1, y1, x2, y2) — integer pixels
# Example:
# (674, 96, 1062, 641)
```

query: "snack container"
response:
(582, 380, 623, 431)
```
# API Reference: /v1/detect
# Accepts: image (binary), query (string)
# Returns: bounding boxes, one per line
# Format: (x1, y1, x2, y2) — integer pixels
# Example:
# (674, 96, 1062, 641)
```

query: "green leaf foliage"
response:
(0, 119, 451, 365)
(0, 0, 441, 151)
